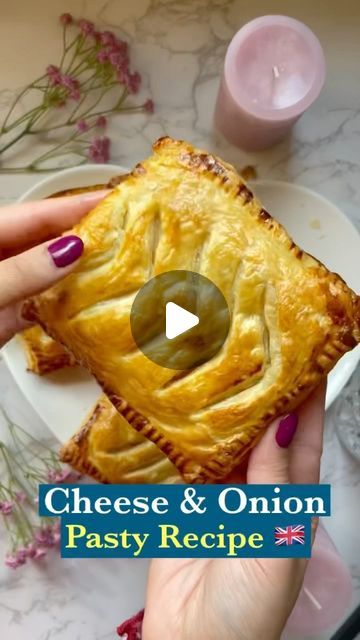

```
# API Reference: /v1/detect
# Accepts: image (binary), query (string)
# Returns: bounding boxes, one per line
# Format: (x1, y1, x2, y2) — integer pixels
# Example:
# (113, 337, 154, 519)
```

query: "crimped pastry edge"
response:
(59, 403, 108, 483)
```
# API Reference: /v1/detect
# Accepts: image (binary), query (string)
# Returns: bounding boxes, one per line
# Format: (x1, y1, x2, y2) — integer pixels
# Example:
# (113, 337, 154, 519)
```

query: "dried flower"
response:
(117, 609, 144, 639)
(71, 89, 81, 101)
(116, 68, 127, 85)
(60, 13, 73, 25)
(4, 547, 29, 569)
(78, 19, 95, 37)
(88, 136, 111, 163)
(76, 119, 89, 133)
(0, 410, 84, 569)
(100, 30, 117, 46)
(16, 547, 28, 563)
(60, 75, 81, 100)
(143, 99, 154, 114)
(126, 71, 141, 94)
(5, 554, 23, 569)
(52, 521, 61, 546)
(33, 547, 47, 560)
(14, 490, 26, 503)
(46, 469, 58, 483)
(61, 75, 77, 89)
(26, 543, 37, 559)
(35, 526, 56, 548)
(47, 468, 81, 484)
(116, 41, 128, 57)
(96, 115, 107, 129)
(0, 500, 13, 515)
(46, 64, 62, 87)
(0, 15, 152, 172)
(96, 49, 109, 64)
(109, 51, 127, 68)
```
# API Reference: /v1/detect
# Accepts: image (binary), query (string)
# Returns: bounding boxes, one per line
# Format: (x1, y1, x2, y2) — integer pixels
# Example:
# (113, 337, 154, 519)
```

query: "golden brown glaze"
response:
(60, 395, 180, 484)
(23, 138, 360, 482)
(20, 326, 75, 374)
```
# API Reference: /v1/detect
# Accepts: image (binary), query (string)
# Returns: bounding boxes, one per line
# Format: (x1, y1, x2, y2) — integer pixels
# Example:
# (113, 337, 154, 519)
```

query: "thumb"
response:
(247, 413, 298, 484)
(0, 235, 83, 310)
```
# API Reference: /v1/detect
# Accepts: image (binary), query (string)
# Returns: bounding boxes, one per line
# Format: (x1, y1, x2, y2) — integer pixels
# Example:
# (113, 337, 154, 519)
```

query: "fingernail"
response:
(275, 413, 298, 448)
(48, 235, 84, 268)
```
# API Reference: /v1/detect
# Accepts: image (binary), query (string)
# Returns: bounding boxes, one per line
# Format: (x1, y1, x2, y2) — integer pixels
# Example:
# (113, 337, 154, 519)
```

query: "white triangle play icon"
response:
(165, 302, 199, 340)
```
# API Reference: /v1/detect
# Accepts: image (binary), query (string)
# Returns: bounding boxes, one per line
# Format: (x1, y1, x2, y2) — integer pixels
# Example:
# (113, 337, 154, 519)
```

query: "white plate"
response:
(3, 175, 360, 443)
(252, 180, 360, 409)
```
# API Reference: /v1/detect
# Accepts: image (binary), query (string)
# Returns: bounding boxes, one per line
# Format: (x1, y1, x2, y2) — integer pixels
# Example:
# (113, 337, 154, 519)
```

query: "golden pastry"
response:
(20, 326, 75, 375)
(23, 137, 360, 482)
(60, 394, 180, 484)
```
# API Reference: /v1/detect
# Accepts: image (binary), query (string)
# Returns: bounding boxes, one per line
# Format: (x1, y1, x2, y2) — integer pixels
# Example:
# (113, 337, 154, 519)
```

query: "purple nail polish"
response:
(48, 235, 84, 268)
(275, 413, 298, 448)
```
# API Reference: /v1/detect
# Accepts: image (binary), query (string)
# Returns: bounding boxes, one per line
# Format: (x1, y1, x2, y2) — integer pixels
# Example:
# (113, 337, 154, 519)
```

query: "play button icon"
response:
(130, 270, 230, 370)
(165, 302, 199, 339)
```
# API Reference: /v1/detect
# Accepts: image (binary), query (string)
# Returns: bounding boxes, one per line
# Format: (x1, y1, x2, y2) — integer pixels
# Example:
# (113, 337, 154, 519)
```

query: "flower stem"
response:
(59, 23, 67, 69)
(0, 76, 46, 134)
(1, 103, 45, 136)
(0, 128, 28, 155)
(64, 33, 83, 74)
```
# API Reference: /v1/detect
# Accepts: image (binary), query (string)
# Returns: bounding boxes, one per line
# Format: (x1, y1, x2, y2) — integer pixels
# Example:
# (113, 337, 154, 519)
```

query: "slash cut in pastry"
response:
(60, 395, 180, 484)
(23, 137, 360, 482)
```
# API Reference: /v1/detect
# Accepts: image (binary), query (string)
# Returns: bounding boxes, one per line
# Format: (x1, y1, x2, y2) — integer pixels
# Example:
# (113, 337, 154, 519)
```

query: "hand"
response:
(0, 190, 109, 347)
(143, 383, 326, 640)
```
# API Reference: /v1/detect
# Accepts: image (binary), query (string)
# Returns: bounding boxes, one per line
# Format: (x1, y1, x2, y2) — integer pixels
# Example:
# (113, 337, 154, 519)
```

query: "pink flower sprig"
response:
(0, 408, 81, 569)
(0, 13, 154, 172)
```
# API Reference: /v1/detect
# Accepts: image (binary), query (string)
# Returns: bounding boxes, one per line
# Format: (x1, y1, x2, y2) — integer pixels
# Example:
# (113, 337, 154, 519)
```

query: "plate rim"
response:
(252, 178, 360, 240)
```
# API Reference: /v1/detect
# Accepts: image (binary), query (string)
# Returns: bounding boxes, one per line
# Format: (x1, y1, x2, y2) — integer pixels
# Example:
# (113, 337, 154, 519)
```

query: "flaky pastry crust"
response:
(60, 395, 180, 484)
(23, 137, 360, 482)
(20, 326, 75, 374)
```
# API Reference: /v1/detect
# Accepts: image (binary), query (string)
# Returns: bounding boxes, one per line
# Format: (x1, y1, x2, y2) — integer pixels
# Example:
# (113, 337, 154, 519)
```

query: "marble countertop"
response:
(0, 0, 359, 638)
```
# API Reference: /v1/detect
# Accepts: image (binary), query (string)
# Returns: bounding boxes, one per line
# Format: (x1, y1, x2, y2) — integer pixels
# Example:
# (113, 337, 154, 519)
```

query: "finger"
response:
(247, 413, 298, 484)
(0, 235, 83, 309)
(0, 303, 32, 347)
(289, 381, 327, 484)
(0, 190, 110, 251)
(222, 460, 248, 483)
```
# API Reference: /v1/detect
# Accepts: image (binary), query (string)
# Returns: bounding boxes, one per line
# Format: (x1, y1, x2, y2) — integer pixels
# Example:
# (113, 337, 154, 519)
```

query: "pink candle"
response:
(214, 16, 326, 151)
(284, 523, 353, 636)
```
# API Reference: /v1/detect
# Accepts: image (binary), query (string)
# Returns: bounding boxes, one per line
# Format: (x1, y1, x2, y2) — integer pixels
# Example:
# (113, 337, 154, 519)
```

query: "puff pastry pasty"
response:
(60, 395, 180, 484)
(24, 137, 360, 482)
(20, 326, 75, 374)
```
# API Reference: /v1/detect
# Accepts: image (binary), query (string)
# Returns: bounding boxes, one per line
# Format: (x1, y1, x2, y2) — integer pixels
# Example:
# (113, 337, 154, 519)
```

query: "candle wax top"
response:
(225, 16, 326, 121)
(238, 26, 315, 109)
